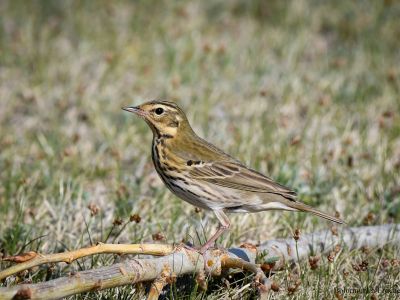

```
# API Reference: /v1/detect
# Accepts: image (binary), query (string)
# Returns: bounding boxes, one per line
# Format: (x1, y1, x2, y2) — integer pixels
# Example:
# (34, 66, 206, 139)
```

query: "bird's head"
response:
(123, 100, 191, 138)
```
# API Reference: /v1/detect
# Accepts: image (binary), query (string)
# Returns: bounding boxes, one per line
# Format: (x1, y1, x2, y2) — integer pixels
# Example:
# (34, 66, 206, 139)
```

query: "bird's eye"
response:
(155, 107, 164, 115)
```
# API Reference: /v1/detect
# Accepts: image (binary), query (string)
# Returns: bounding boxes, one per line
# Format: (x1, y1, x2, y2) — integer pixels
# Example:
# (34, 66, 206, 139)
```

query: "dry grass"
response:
(0, 0, 399, 299)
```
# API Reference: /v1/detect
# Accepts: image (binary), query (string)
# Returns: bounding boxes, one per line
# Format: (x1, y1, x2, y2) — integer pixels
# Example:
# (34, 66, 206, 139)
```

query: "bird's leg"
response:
(199, 210, 230, 254)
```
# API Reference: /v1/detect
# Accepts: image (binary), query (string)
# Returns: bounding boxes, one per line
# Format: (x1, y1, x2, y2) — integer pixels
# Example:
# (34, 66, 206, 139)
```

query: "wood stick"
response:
(0, 243, 174, 281)
(258, 224, 400, 270)
(147, 266, 173, 300)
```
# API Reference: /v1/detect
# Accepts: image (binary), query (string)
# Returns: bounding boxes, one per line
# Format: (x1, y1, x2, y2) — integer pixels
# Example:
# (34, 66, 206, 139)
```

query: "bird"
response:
(123, 100, 345, 253)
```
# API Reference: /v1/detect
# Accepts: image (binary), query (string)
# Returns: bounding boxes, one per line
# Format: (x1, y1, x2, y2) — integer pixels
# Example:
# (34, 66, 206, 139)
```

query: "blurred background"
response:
(0, 0, 399, 298)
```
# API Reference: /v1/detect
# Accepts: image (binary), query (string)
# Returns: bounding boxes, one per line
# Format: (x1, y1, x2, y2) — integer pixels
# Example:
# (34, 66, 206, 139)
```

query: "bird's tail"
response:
(287, 201, 346, 224)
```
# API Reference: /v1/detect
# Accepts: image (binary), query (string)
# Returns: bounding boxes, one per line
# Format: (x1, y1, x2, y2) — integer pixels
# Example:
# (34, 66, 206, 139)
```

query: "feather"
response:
(188, 160, 297, 201)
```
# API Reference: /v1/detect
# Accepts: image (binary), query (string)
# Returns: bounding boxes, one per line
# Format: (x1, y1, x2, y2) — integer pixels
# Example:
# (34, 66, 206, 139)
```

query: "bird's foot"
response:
(174, 241, 223, 256)
(198, 241, 218, 255)
(174, 241, 199, 253)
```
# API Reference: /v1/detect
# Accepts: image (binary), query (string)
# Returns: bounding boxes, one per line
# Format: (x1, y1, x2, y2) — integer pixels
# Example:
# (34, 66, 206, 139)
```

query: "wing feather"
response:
(188, 160, 297, 201)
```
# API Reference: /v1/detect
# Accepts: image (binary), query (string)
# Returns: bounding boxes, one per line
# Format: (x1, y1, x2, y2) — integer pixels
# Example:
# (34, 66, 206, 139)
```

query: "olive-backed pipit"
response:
(123, 100, 345, 252)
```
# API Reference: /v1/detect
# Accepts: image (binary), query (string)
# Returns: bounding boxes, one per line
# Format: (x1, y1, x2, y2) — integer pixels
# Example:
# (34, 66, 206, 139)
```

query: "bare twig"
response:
(0, 243, 174, 281)
(147, 265, 173, 300)
(222, 257, 270, 297)
(147, 276, 168, 300)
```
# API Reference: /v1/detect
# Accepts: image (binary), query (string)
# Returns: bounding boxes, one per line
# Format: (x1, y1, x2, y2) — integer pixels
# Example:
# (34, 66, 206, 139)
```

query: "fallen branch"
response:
(0, 247, 261, 300)
(0, 224, 398, 299)
(258, 224, 400, 270)
(0, 243, 174, 281)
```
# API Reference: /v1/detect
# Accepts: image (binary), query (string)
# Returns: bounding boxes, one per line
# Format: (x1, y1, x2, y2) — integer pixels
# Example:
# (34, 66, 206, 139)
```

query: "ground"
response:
(0, 0, 399, 299)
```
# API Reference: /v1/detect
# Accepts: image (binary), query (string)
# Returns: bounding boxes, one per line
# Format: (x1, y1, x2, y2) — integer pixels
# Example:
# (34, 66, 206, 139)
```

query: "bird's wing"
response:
(188, 160, 297, 201)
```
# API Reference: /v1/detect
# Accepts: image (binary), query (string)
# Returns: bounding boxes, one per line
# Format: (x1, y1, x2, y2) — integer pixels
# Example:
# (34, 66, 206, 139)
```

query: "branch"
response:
(258, 224, 400, 270)
(0, 243, 174, 281)
(0, 248, 254, 300)
(147, 265, 174, 300)
(0, 224, 398, 299)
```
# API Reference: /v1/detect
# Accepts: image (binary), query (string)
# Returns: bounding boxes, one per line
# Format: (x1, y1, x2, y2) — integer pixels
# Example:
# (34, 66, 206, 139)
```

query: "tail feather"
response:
(287, 201, 346, 224)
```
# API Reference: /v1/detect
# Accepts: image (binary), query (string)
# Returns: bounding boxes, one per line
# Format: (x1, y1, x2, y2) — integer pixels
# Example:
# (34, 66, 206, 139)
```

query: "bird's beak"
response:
(122, 106, 148, 117)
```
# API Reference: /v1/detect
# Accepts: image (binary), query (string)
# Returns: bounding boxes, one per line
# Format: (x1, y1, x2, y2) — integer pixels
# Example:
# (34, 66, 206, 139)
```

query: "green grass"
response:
(0, 0, 399, 299)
